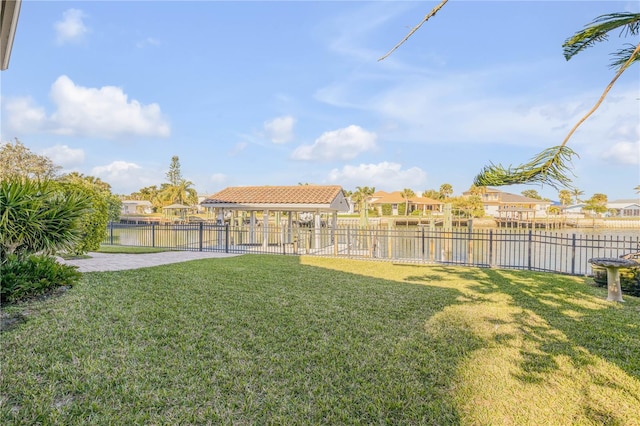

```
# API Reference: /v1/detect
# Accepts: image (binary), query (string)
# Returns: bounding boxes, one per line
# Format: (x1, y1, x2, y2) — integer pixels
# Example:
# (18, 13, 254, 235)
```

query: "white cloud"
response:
(91, 161, 158, 194)
(4, 75, 171, 139)
(54, 9, 88, 45)
(264, 115, 294, 144)
(291, 125, 376, 161)
(602, 141, 640, 166)
(41, 145, 85, 168)
(327, 162, 427, 191)
(50, 75, 170, 138)
(315, 66, 639, 158)
(2, 97, 47, 132)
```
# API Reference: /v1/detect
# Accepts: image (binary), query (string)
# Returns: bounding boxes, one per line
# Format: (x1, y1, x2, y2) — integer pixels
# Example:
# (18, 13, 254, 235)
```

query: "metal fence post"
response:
(527, 230, 533, 270)
(489, 230, 494, 267)
(152, 223, 156, 248)
(225, 224, 230, 253)
(467, 226, 473, 265)
(109, 221, 114, 245)
(421, 226, 425, 262)
(198, 221, 203, 251)
(571, 234, 576, 275)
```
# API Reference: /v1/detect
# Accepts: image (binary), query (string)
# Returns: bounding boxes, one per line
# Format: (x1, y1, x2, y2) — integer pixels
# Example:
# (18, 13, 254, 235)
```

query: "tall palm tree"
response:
(571, 189, 584, 205)
(160, 179, 198, 205)
(439, 183, 453, 199)
(558, 189, 573, 206)
(381, 7, 640, 189)
(352, 186, 375, 225)
(635, 185, 640, 194)
(400, 188, 415, 215)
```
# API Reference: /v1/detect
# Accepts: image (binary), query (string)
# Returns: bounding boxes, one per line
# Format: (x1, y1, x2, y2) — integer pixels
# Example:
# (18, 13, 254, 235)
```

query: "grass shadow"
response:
(1, 255, 477, 425)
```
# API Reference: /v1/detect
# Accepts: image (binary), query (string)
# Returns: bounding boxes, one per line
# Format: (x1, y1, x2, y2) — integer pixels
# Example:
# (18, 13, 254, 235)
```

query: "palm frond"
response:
(609, 43, 640, 69)
(563, 12, 640, 61)
(474, 146, 579, 190)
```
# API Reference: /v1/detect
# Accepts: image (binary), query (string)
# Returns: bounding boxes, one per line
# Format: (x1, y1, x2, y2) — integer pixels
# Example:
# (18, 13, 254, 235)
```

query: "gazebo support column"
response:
(217, 208, 225, 246)
(287, 212, 293, 244)
(314, 211, 321, 250)
(249, 211, 256, 244)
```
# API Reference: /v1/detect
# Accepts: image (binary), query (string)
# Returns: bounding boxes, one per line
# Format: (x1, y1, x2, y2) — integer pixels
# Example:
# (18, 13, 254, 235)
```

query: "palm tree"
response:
(439, 183, 453, 199)
(558, 189, 573, 206)
(635, 185, 640, 194)
(400, 188, 415, 215)
(352, 186, 375, 225)
(571, 189, 584, 205)
(562, 13, 640, 69)
(381, 7, 640, 189)
(160, 179, 198, 205)
(159, 155, 198, 206)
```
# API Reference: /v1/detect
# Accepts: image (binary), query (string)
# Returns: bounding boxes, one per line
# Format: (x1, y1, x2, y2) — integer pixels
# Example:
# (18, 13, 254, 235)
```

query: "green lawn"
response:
(1, 255, 639, 425)
(97, 245, 171, 254)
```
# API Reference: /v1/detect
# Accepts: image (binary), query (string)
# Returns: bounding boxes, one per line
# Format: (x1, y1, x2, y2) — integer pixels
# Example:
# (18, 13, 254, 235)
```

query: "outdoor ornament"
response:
(588, 257, 637, 302)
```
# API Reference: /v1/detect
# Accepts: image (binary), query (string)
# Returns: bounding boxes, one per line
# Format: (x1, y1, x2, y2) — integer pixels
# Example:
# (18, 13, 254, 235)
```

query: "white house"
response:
(121, 200, 153, 215)
(606, 199, 640, 217)
(562, 204, 586, 218)
(463, 187, 551, 218)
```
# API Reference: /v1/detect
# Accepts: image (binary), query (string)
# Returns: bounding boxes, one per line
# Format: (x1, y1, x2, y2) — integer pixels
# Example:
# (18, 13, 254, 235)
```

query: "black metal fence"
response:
(103, 222, 640, 276)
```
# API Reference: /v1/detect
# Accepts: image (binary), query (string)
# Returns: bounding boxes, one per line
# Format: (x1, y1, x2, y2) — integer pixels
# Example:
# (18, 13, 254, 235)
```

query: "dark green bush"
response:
(592, 264, 640, 297)
(0, 255, 81, 304)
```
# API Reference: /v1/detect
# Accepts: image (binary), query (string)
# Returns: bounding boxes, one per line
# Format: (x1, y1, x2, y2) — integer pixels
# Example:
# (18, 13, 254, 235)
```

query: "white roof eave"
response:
(1, 0, 22, 71)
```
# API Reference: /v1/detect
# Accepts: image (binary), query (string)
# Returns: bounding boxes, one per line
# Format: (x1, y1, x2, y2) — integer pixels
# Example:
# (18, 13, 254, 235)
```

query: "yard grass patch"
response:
(1, 255, 639, 425)
(97, 245, 171, 254)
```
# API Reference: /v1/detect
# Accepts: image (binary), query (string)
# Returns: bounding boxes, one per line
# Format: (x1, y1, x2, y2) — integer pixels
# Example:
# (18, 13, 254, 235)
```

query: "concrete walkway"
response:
(60, 251, 241, 272)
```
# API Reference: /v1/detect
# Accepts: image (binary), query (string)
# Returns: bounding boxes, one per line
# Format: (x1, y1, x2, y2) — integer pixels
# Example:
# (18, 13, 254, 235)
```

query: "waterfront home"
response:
(562, 204, 586, 218)
(369, 191, 443, 216)
(463, 187, 552, 219)
(606, 199, 640, 217)
(121, 200, 153, 215)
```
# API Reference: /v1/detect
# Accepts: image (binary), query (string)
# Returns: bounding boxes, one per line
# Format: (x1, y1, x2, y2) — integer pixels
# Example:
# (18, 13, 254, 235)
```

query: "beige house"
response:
(463, 187, 551, 219)
(369, 191, 443, 216)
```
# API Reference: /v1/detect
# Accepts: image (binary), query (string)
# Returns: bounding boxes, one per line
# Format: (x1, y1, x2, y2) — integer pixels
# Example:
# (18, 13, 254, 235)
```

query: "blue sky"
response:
(1, 0, 639, 201)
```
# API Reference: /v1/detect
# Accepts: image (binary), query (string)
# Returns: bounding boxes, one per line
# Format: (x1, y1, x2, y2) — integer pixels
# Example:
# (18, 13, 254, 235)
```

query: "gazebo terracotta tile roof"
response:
(203, 185, 343, 205)
(201, 185, 350, 212)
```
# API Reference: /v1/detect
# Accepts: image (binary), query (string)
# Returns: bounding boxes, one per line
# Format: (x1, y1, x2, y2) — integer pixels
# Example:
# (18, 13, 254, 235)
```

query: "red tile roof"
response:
(371, 191, 442, 205)
(202, 185, 344, 205)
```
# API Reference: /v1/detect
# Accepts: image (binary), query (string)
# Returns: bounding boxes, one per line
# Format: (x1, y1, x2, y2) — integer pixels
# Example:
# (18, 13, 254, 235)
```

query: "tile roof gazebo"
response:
(200, 185, 350, 249)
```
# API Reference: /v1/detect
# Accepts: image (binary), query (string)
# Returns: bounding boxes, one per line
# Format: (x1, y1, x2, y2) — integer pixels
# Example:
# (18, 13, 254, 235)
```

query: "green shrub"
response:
(0, 254, 81, 304)
(592, 264, 640, 297)
(0, 179, 91, 262)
